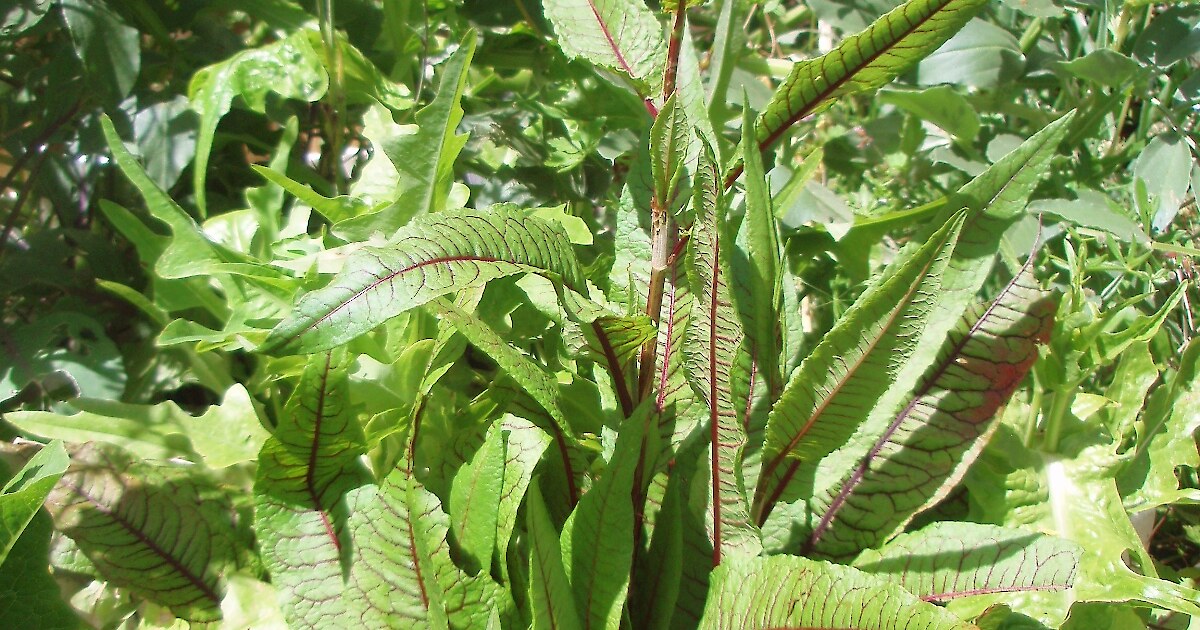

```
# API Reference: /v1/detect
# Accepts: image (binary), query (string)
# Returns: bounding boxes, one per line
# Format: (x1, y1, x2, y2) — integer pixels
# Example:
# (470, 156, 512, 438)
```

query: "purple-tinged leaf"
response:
(542, 0, 666, 94)
(254, 352, 370, 628)
(527, 485, 583, 630)
(698, 555, 973, 629)
(855, 522, 1081, 602)
(684, 138, 761, 563)
(805, 260, 1056, 559)
(45, 444, 242, 623)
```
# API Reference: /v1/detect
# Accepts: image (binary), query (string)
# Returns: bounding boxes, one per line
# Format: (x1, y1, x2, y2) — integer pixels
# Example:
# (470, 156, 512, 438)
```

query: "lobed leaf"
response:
(806, 259, 1057, 559)
(698, 555, 973, 629)
(262, 207, 584, 355)
(254, 352, 370, 628)
(855, 522, 1081, 601)
(755, 0, 987, 153)
(334, 34, 476, 240)
(542, 0, 666, 93)
(44, 444, 242, 622)
(684, 138, 761, 563)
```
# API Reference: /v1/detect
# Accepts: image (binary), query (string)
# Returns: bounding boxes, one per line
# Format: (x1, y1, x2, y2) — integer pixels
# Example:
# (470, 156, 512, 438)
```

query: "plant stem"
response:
(318, 0, 347, 195)
(1042, 385, 1075, 453)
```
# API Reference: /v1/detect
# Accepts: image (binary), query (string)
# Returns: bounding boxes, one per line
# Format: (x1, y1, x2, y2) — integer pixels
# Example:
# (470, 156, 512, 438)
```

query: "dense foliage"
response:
(1, 0, 1198, 628)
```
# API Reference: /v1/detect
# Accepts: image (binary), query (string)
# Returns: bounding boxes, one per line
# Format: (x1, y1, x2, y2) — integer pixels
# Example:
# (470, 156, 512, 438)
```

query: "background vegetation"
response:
(0, 0, 1198, 628)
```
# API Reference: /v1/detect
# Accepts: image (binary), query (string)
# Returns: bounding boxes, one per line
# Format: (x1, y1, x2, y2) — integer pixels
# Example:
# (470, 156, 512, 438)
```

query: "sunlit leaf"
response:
(543, 0, 666, 93)
(0, 440, 67, 566)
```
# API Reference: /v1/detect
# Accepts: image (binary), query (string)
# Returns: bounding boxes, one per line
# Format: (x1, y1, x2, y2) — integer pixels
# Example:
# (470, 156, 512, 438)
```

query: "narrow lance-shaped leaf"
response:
(730, 109, 783, 397)
(542, 0, 666, 93)
(805, 258, 1057, 559)
(527, 484, 583, 630)
(492, 417, 551, 576)
(650, 94, 694, 213)
(448, 422, 506, 574)
(754, 0, 986, 156)
(561, 409, 647, 630)
(262, 207, 585, 355)
(854, 522, 1082, 602)
(698, 555, 973, 630)
(254, 352, 370, 628)
(684, 137, 761, 563)
(44, 444, 242, 622)
(334, 33, 476, 241)
(0, 440, 68, 566)
(754, 211, 966, 526)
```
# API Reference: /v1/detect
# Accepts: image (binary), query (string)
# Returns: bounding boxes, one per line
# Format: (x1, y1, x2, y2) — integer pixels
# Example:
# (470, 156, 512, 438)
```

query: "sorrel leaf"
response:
(542, 0, 666, 93)
(805, 259, 1057, 558)
(754, 211, 966, 525)
(254, 352, 369, 627)
(755, 0, 987, 154)
(684, 139, 761, 562)
(45, 444, 242, 622)
(855, 522, 1082, 601)
(698, 555, 973, 629)
(527, 484, 584, 630)
(263, 207, 584, 354)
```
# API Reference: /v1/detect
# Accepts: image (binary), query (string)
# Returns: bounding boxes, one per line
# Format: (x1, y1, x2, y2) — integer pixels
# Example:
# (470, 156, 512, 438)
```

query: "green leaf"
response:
(262, 207, 585, 355)
(855, 522, 1082, 601)
(334, 34, 476, 240)
(916, 19, 1025, 88)
(527, 484, 583, 630)
(805, 259, 1057, 559)
(188, 29, 327, 215)
(650, 95, 694, 214)
(0, 508, 82, 629)
(449, 422, 506, 573)
(254, 352, 369, 628)
(562, 410, 646, 630)
(1132, 133, 1192, 232)
(100, 115, 287, 282)
(698, 555, 973, 629)
(492, 417, 551, 574)
(1057, 49, 1145, 88)
(429, 296, 582, 504)
(344, 439, 511, 629)
(685, 138, 761, 561)
(45, 444, 243, 622)
(0, 441, 67, 566)
(252, 165, 371, 225)
(731, 109, 784, 396)
(542, 0, 666, 92)
(60, 0, 139, 102)
(5, 385, 269, 469)
(756, 0, 986, 152)
(879, 85, 981, 143)
(754, 211, 966, 529)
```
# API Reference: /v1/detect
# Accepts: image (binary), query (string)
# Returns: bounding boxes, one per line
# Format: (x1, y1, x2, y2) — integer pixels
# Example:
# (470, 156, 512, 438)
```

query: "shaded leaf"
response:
(698, 555, 972, 629)
(527, 484, 583, 630)
(855, 522, 1081, 601)
(0, 440, 68, 566)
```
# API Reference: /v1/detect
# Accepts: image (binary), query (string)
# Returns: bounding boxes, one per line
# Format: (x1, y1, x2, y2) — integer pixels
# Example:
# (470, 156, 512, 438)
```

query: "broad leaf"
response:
(254, 352, 369, 628)
(45, 444, 242, 622)
(0, 440, 67, 566)
(805, 259, 1057, 559)
(855, 522, 1082, 601)
(262, 207, 584, 354)
(754, 211, 966, 527)
(698, 555, 972, 629)
(527, 485, 583, 630)
(755, 0, 986, 153)
(542, 0, 666, 93)
(344, 452, 506, 629)
(334, 34, 476, 240)
(684, 138, 761, 562)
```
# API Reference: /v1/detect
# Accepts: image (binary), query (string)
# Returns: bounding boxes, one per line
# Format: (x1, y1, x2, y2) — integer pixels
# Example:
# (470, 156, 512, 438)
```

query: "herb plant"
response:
(2, 0, 1198, 628)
